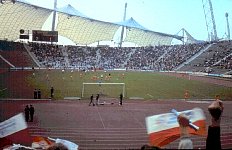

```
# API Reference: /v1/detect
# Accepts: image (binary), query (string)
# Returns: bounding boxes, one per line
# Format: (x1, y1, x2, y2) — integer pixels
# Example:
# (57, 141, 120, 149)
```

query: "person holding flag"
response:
(145, 107, 206, 148)
(177, 113, 193, 149)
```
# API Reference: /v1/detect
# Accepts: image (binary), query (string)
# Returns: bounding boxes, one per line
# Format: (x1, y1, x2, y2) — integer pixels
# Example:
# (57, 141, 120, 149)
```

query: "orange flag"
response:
(31, 136, 54, 149)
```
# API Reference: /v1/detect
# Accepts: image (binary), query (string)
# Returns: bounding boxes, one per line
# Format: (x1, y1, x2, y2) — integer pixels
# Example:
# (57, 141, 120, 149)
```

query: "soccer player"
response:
(89, 94, 95, 106)
(96, 94, 100, 106)
(119, 93, 123, 105)
(50, 87, 54, 99)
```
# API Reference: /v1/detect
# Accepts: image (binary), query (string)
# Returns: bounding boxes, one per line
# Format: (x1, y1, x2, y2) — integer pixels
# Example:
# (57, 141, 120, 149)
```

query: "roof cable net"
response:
(0, 1, 52, 41)
(56, 13, 119, 45)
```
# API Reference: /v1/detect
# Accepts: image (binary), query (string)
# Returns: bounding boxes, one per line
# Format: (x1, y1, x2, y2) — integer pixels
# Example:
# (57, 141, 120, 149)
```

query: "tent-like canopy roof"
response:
(56, 5, 120, 45)
(56, 4, 88, 18)
(116, 17, 148, 31)
(0, 0, 183, 46)
(124, 28, 173, 46)
(115, 17, 182, 46)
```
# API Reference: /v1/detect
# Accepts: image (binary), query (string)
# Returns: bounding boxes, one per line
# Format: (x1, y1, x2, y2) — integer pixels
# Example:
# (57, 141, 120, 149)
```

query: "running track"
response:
(0, 99, 232, 149)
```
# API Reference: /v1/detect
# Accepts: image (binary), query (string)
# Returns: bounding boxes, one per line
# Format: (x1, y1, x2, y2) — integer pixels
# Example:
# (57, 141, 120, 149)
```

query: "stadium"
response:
(0, 0, 232, 149)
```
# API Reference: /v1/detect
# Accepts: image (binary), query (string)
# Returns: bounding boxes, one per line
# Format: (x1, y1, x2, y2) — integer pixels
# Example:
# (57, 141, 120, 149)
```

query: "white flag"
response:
(0, 113, 27, 138)
(56, 138, 78, 150)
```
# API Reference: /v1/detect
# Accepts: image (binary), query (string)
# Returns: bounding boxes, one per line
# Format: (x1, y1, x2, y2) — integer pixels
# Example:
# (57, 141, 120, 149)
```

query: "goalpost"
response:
(82, 82, 125, 98)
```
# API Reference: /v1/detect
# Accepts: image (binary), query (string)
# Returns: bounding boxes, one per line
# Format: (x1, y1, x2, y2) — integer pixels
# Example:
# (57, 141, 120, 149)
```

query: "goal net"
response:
(82, 83, 125, 99)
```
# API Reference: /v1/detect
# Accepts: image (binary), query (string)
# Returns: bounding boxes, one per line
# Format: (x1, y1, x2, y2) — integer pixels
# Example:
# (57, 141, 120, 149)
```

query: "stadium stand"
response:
(29, 42, 66, 68)
(0, 1, 232, 150)
(26, 41, 213, 72)
(67, 45, 97, 69)
(1, 40, 230, 75)
(0, 40, 36, 68)
(179, 40, 232, 74)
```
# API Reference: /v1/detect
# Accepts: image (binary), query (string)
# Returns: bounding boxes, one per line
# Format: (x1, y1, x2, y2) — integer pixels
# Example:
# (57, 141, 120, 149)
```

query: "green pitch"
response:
(26, 70, 232, 100)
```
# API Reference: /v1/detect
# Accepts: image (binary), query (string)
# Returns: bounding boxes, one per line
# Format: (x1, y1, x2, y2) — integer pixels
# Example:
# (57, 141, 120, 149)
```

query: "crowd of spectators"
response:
(156, 43, 209, 71)
(67, 45, 97, 69)
(210, 41, 232, 70)
(126, 45, 170, 70)
(215, 54, 232, 70)
(15, 40, 231, 73)
(99, 47, 132, 69)
(29, 42, 66, 68)
(196, 41, 232, 68)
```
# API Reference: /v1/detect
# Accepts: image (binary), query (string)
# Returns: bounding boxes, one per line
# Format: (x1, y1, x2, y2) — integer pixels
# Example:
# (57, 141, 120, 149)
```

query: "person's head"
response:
(141, 144, 162, 150)
(208, 100, 223, 121)
(215, 95, 220, 100)
(177, 113, 190, 127)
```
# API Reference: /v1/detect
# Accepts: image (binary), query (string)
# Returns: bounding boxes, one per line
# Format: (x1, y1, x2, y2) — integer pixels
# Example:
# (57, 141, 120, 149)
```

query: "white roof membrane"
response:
(0, 1, 52, 41)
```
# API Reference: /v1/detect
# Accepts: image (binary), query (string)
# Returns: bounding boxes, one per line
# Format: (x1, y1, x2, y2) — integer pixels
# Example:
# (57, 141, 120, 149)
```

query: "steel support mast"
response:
(225, 12, 230, 40)
(51, 0, 57, 31)
(119, 3, 127, 47)
(202, 0, 218, 41)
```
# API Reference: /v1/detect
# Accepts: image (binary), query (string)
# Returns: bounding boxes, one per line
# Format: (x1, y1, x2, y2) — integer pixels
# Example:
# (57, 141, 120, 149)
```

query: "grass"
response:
(25, 70, 232, 100)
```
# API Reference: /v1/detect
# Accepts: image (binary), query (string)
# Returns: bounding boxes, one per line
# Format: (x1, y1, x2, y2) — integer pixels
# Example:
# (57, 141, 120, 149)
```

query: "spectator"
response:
(29, 104, 35, 122)
(141, 144, 162, 150)
(177, 113, 193, 149)
(206, 95, 224, 150)
(89, 94, 95, 106)
(24, 105, 30, 122)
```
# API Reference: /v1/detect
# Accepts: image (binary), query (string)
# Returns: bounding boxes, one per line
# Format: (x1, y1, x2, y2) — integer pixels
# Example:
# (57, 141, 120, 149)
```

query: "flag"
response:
(53, 138, 78, 150)
(3, 144, 34, 150)
(31, 136, 54, 149)
(0, 113, 27, 138)
(145, 107, 206, 147)
(0, 113, 32, 146)
(48, 137, 78, 150)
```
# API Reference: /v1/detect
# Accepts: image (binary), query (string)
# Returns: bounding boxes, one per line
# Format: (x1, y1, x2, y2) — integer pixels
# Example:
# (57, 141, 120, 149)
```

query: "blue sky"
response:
(27, 0, 231, 41)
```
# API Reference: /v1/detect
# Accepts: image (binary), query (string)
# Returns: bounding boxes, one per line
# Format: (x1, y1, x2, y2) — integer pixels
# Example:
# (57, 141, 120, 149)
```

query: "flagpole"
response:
(171, 109, 199, 131)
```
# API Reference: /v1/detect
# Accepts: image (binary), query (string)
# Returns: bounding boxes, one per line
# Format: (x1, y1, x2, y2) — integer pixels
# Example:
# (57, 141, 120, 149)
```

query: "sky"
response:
(25, 0, 232, 42)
